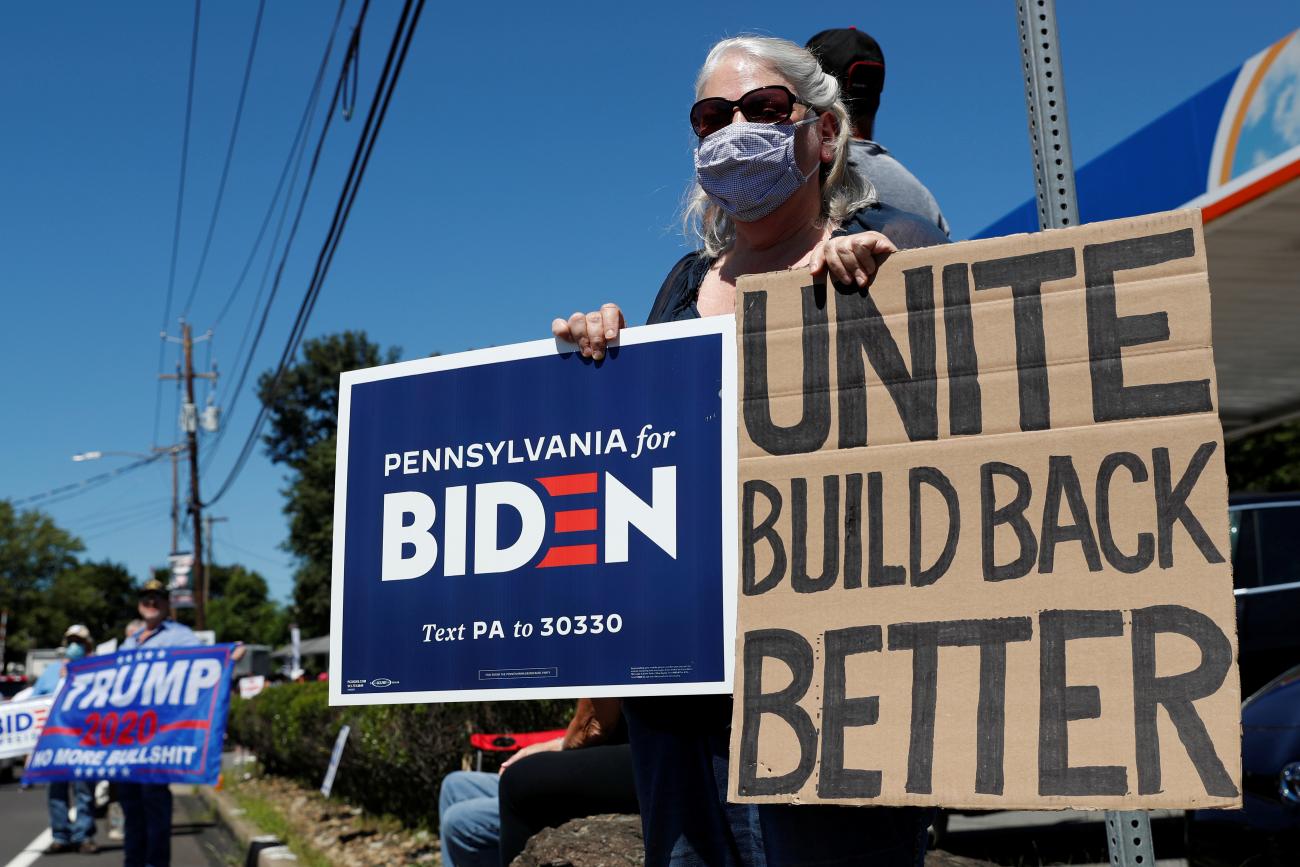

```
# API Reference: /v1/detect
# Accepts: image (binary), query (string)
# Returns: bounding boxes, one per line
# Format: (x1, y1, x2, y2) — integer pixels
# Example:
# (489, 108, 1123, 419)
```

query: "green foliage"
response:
(207, 564, 290, 646)
(24, 560, 137, 651)
(257, 331, 400, 471)
(1226, 420, 1300, 492)
(0, 500, 86, 663)
(256, 332, 399, 635)
(227, 683, 572, 830)
(151, 562, 290, 646)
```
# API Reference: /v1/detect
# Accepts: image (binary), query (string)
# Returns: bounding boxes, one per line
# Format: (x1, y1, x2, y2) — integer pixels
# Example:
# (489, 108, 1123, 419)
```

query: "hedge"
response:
(227, 682, 572, 830)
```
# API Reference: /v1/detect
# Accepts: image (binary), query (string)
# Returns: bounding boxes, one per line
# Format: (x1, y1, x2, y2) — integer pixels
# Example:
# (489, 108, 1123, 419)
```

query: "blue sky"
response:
(1, 1, 1295, 609)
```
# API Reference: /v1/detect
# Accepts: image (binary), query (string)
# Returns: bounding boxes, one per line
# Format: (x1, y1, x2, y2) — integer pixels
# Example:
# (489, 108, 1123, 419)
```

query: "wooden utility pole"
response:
(203, 514, 228, 615)
(161, 322, 216, 628)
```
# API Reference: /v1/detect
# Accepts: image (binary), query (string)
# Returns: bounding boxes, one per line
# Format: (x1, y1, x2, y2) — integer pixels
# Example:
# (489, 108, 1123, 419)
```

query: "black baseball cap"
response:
(806, 27, 886, 108)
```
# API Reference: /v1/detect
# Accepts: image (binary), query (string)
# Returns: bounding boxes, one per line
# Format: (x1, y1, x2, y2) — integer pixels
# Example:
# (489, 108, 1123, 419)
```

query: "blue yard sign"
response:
(22, 644, 236, 786)
(329, 317, 738, 704)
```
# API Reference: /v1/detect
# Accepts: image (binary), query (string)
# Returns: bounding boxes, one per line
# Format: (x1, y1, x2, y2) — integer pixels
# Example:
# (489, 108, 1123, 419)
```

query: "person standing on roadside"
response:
(39, 624, 100, 855)
(806, 27, 949, 236)
(116, 580, 196, 867)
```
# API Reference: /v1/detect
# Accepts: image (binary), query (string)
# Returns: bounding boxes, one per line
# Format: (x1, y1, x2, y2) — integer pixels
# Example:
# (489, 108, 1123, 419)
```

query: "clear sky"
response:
(1, 1, 1295, 607)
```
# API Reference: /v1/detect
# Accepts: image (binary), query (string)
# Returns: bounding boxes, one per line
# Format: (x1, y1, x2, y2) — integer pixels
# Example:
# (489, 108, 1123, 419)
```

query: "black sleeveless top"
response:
(646, 201, 950, 326)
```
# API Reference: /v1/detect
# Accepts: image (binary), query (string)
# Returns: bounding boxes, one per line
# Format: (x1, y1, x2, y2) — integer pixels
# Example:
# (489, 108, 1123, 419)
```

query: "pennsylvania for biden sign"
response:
(22, 644, 235, 786)
(330, 318, 737, 704)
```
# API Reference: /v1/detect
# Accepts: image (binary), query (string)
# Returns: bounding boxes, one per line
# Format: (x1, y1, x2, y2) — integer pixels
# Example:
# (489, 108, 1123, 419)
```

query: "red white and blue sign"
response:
(329, 317, 738, 704)
(21, 644, 235, 785)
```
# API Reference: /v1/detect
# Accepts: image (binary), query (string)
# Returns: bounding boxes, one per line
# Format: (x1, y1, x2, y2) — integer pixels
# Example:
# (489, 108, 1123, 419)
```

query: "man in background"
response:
(807, 27, 950, 236)
(117, 580, 197, 867)
(37, 624, 100, 854)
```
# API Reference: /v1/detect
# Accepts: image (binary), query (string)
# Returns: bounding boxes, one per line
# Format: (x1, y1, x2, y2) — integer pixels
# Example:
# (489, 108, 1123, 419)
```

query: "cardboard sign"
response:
(23, 644, 236, 786)
(239, 675, 266, 700)
(0, 697, 52, 760)
(320, 724, 351, 797)
(330, 317, 737, 705)
(729, 210, 1241, 810)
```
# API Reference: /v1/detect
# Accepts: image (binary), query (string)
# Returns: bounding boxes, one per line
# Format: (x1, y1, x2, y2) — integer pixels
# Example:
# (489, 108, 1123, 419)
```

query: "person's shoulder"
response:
(160, 620, 200, 646)
(647, 251, 709, 325)
(838, 202, 950, 251)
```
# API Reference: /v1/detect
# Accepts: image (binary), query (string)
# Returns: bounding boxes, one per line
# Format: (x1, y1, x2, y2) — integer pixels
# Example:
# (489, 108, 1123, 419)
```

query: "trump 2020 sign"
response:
(330, 317, 737, 705)
(22, 644, 235, 786)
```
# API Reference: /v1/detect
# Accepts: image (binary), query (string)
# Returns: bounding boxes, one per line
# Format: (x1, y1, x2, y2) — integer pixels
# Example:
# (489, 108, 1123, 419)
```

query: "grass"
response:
(224, 780, 335, 867)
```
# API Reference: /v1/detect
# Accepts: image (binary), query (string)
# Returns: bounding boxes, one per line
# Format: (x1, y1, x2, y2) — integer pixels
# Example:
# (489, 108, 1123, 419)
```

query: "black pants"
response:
(497, 743, 638, 867)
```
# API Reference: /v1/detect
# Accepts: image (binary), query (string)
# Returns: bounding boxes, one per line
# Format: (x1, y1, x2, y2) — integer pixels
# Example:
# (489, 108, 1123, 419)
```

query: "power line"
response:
(153, 0, 203, 448)
(202, 0, 374, 476)
(209, 0, 347, 334)
(8, 453, 168, 510)
(180, 0, 268, 320)
(203, 0, 424, 508)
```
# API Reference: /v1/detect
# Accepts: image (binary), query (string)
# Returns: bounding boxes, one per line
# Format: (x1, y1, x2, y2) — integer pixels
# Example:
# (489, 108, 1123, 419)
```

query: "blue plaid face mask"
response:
(694, 114, 820, 223)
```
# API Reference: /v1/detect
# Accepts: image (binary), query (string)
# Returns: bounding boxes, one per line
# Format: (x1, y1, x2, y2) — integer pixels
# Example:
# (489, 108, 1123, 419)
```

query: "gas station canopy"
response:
(980, 29, 1300, 438)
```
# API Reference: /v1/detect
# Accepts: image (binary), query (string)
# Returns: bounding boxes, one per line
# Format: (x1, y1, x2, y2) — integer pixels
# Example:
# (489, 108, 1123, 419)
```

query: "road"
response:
(0, 778, 235, 867)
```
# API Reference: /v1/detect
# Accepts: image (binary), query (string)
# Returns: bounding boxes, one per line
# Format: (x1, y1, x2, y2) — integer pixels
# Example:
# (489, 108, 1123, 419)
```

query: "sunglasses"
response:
(690, 85, 809, 138)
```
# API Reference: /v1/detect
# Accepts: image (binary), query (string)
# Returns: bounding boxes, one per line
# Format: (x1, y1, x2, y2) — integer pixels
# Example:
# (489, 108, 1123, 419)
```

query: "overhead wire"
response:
(198, 0, 379, 475)
(10, 453, 168, 509)
(202, 0, 425, 509)
(203, 0, 351, 471)
(180, 0, 268, 320)
(153, 0, 203, 448)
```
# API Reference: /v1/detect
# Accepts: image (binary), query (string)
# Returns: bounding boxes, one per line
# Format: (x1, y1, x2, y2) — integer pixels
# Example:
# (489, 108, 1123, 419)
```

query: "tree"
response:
(257, 332, 400, 635)
(0, 500, 85, 664)
(257, 331, 400, 470)
(152, 561, 289, 646)
(1226, 420, 1300, 492)
(25, 561, 137, 651)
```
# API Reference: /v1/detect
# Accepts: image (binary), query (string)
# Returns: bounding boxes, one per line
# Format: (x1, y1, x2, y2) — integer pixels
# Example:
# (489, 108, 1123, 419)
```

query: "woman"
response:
(553, 36, 947, 867)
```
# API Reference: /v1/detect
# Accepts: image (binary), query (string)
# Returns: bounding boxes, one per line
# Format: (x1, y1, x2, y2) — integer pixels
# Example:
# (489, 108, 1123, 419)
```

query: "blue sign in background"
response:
(339, 331, 726, 698)
(22, 644, 234, 786)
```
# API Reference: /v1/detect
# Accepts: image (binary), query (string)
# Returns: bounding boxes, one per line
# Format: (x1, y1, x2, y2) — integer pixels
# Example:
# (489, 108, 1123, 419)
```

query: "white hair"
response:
(682, 35, 875, 257)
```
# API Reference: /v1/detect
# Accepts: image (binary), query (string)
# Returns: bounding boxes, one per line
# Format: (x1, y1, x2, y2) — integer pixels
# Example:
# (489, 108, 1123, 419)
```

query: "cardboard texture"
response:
(728, 209, 1241, 810)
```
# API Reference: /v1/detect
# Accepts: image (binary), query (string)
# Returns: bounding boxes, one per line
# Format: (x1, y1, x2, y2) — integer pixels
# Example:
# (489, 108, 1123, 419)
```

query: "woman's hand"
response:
(551, 303, 625, 360)
(499, 736, 564, 774)
(809, 231, 897, 288)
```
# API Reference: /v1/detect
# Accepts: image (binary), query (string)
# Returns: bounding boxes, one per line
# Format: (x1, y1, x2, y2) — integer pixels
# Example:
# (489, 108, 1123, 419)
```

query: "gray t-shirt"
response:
(848, 138, 949, 238)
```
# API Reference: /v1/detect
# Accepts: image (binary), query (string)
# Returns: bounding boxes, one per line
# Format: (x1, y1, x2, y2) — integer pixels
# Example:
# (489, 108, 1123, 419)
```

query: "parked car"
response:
(1187, 664, 1300, 866)
(1229, 494, 1300, 697)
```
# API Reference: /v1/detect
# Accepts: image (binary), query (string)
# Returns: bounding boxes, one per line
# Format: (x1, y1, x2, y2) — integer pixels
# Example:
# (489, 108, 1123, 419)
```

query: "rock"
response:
(511, 814, 644, 867)
(925, 852, 999, 867)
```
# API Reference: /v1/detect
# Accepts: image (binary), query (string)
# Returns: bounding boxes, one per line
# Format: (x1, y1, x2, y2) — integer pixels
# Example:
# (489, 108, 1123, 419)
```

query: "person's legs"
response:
(71, 780, 97, 844)
(119, 782, 146, 867)
(496, 743, 640, 867)
(438, 771, 500, 867)
(47, 782, 73, 845)
(757, 805, 933, 867)
(142, 783, 173, 867)
(622, 697, 762, 867)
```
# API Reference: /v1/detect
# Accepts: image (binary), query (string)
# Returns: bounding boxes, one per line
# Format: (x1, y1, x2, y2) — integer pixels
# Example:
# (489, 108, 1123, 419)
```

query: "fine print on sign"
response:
(728, 209, 1241, 810)
(330, 317, 737, 705)
(23, 644, 236, 786)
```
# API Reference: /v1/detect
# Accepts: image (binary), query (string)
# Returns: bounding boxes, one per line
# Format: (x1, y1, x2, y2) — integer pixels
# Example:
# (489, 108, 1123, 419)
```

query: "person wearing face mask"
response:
(551, 35, 947, 867)
(38, 625, 100, 855)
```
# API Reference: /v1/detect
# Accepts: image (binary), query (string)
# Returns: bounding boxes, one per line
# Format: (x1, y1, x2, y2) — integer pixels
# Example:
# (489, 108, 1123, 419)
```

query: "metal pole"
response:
(1014, 2, 1153, 864)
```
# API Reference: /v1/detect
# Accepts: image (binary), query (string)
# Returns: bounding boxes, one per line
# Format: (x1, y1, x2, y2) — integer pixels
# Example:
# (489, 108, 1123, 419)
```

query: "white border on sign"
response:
(329, 316, 738, 706)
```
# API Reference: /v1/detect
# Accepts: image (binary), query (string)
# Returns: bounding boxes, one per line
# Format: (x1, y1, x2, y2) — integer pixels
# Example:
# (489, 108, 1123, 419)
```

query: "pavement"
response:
(0, 778, 238, 867)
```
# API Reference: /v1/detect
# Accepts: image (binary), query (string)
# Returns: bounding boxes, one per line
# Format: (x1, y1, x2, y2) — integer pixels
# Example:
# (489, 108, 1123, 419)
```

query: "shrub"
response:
(227, 683, 572, 830)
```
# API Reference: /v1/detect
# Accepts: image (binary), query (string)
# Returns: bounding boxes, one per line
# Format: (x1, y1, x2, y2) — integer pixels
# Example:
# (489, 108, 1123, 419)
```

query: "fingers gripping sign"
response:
(809, 230, 898, 288)
(552, 303, 626, 360)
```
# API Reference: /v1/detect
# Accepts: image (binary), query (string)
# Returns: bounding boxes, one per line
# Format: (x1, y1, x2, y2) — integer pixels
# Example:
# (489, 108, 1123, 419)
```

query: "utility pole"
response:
(203, 514, 228, 615)
(162, 322, 216, 628)
(1013, 3, 1152, 865)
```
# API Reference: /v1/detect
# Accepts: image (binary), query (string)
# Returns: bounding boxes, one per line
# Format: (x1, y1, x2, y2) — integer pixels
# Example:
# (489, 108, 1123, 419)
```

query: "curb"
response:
(197, 783, 299, 867)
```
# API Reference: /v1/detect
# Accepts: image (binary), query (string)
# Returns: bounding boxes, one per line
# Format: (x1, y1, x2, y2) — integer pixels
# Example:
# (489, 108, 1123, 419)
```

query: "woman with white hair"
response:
(553, 35, 946, 866)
